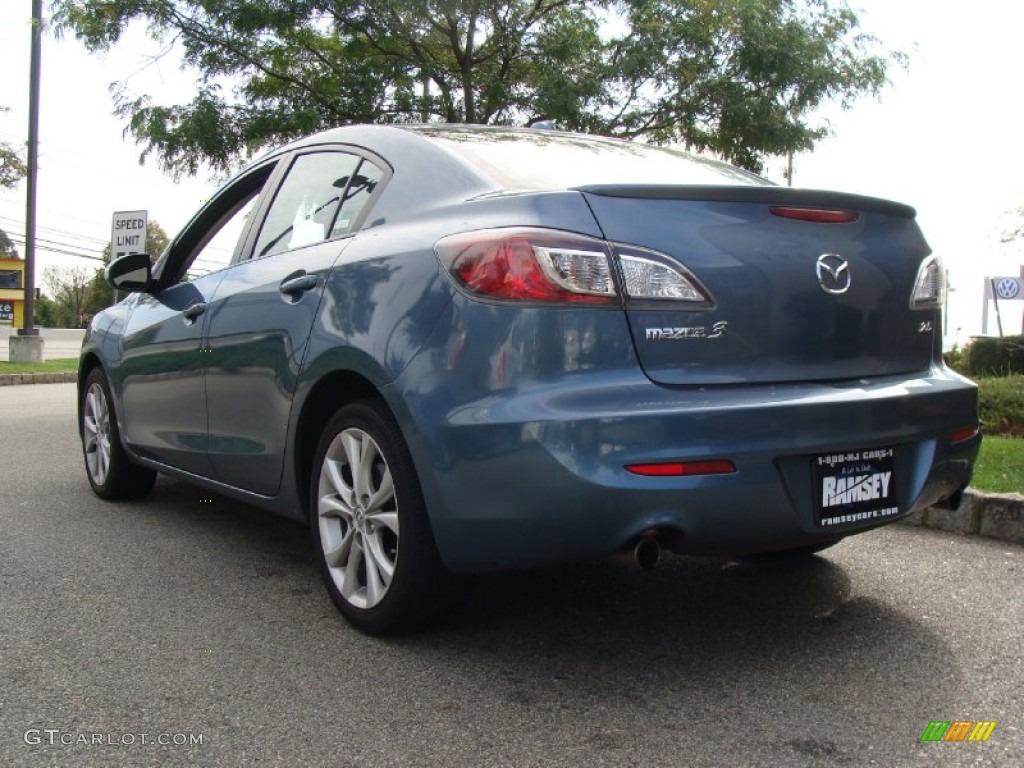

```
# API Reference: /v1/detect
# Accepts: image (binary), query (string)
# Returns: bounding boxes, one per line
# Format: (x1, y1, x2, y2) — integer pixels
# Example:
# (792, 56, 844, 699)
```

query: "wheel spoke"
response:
(341, 431, 365, 496)
(341, 536, 365, 602)
(365, 532, 395, 585)
(322, 526, 354, 569)
(367, 509, 399, 536)
(322, 457, 356, 510)
(356, 437, 379, 502)
(365, 466, 394, 512)
(364, 541, 386, 606)
(318, 492, 352, 521)
(97, 443, 109, 482)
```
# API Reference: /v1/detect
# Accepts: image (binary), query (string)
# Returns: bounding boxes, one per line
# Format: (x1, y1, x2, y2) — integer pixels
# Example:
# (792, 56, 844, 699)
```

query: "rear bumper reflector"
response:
(626, 460, 737, 477)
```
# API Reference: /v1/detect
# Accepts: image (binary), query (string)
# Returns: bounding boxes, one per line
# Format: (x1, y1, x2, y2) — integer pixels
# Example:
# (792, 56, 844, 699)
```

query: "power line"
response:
(0, 215, 108, 248)
(8, 234, 105, 262)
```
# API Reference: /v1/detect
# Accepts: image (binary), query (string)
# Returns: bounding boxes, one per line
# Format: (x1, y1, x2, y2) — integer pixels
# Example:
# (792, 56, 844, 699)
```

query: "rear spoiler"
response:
(576, 184, 916, 219)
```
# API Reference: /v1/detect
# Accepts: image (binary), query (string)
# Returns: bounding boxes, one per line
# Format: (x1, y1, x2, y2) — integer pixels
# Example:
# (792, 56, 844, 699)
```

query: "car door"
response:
(203, 150, 386, 495)
(119, 163, 278, 475)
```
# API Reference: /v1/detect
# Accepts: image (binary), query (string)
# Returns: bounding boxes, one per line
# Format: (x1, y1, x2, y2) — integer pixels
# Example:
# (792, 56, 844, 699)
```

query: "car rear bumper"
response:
(390, 362, 979, 572)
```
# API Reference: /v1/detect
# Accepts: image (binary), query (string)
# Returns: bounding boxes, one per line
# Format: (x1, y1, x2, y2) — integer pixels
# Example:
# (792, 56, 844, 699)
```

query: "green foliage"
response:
(970, 436, 1024, 495)
(0, 227, 19, 258)
(33, 294, 59, 327)
(977, 375, 1024, 437)
(943, 345, 967, 374)
(0, 357, 79, 374)
(965, 335, 1024, 377)
(0, 144, 26, 189)
(0, 106, 27, 189)
(51, 0, 901, 175)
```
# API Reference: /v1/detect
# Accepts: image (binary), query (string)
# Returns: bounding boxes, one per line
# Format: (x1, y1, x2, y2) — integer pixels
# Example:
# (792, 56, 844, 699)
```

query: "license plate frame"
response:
(813, 447, 900, 528)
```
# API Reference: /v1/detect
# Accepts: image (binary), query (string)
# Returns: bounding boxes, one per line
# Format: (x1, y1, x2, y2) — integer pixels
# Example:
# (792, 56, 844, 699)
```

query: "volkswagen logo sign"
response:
(816, 253, 851, 295)
(995, 278, 1021, 300)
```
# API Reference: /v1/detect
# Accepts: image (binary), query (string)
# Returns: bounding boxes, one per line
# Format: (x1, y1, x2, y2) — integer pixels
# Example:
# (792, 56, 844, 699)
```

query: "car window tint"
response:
(329, 160, 384, 238)
(253, 152, 361, 259)
(185, 193, 260, 281)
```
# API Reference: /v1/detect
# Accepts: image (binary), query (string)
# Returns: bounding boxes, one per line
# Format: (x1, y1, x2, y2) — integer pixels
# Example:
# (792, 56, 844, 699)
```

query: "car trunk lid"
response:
(580, 185, 937, 386)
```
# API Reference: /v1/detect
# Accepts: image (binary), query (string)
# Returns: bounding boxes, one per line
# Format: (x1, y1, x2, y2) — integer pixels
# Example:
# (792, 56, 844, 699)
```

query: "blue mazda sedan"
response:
(78, 125, 980, 633)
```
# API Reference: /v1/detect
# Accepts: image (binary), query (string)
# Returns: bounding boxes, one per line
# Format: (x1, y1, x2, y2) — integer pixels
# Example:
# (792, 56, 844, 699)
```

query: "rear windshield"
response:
(414, 127, 770, 190)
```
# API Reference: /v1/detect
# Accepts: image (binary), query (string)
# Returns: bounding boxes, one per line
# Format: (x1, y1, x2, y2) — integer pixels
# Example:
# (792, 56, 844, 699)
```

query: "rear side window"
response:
(330, 161, 384, 238)
(253, 152, 363, 259)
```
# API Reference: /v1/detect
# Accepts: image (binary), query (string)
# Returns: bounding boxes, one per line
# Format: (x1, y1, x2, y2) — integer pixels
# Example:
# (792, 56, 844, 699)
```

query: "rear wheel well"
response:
(294, 371, 387, 517)
(77, 353, 102, 432)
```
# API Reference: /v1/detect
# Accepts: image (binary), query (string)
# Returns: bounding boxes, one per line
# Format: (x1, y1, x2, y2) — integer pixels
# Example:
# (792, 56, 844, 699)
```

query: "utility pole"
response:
(11, 0, 45, 362)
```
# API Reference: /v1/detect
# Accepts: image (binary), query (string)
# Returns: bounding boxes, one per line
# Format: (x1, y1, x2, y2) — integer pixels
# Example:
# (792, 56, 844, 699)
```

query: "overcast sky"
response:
(1, 0, 1022, 343)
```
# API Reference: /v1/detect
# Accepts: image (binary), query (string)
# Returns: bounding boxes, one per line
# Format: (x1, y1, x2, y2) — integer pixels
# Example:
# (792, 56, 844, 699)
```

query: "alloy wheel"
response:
(83, 382, 112, 486)
(317, 427, 400, 610)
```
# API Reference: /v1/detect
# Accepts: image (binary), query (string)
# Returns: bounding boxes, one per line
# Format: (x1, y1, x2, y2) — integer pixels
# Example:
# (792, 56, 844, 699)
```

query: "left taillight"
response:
(436, 227, 715, 307)
(436, 228, 617, 304)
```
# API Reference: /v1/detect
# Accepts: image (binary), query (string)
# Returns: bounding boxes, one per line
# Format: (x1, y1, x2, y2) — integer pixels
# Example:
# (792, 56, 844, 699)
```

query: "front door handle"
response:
(182, 302, 207, 322)
(279, 273, 319, 297)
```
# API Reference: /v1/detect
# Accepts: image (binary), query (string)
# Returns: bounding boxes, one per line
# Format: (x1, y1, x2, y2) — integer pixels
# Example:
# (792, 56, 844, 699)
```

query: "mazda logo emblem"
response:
(816, 254, 851, 294)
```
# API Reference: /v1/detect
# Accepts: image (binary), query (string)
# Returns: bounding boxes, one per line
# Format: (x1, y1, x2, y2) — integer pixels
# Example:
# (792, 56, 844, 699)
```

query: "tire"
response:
(310, 400, 468, 635)
(81, 367, 157, 500)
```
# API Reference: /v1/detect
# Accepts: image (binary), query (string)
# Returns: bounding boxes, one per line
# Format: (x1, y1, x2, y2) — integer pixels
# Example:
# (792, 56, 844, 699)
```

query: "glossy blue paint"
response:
(80, 124, 980, 575)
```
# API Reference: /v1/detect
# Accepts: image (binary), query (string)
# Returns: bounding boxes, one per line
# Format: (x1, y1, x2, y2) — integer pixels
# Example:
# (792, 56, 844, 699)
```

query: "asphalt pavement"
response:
(1, 383, 1021, 767)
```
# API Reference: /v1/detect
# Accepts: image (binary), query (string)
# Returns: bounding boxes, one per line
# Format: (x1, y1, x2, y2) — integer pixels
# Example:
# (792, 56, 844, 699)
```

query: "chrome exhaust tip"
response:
(634, 537, 662, 570)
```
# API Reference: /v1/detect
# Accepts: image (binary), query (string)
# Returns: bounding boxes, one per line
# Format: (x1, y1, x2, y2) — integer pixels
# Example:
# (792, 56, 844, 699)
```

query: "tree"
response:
(43, 264, 93, 328)
(0, 107, 27, 189)
(0, 228, 19, 259)
(52, 0, 901, 174)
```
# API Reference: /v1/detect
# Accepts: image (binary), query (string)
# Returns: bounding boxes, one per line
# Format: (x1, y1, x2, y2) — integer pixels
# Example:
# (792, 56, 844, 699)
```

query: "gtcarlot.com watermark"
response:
(24, 729, 204, 747)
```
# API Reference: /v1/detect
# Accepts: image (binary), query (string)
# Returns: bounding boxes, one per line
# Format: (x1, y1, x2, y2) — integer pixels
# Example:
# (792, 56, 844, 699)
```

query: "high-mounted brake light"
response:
(626, 460, 736, 477)
(436, 229, 617, 303)
(770, 206, 859, 223)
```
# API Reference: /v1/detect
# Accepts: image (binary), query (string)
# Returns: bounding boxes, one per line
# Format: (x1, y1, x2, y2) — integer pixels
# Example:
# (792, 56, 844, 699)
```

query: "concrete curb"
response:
(902, 489, 1024, 545)
(0, 371, 77, 386)
(2, 372, 1021, 545)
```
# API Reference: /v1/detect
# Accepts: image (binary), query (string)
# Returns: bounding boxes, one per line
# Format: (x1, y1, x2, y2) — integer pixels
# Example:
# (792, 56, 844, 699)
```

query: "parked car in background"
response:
(78, 125, 980, 634)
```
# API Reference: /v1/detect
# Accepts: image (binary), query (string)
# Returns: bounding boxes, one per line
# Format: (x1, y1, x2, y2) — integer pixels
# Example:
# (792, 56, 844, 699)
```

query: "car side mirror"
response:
(105, 252, 152, 293)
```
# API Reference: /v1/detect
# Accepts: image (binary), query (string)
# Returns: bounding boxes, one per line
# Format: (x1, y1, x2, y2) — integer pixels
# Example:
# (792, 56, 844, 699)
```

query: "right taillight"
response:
(436, 228, 713, 307)
(910, 254, 944, 308)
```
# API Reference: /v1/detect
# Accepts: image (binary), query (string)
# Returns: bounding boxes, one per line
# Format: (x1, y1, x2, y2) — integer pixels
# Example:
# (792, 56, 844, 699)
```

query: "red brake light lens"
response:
(436, 229, 617, 303)
(770, 206, 859, 223)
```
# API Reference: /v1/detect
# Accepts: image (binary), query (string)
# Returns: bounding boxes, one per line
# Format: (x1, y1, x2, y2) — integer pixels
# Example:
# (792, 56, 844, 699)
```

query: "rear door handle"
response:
(279, 274, 319, 296)
(182, 302, 207, 322)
